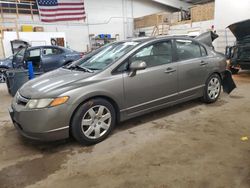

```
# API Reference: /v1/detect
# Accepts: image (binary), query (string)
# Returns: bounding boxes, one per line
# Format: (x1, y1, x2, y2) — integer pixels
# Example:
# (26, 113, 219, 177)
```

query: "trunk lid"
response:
(195, 31, 219, 47)
(228, 19, 250, 41)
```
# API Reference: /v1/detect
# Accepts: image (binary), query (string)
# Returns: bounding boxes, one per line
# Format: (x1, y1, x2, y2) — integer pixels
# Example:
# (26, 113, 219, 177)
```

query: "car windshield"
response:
(72, 42, 139, 71)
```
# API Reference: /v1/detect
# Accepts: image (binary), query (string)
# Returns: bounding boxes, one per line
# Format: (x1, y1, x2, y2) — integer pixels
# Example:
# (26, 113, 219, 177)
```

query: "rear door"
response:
(41, 47, 64, 72)
(174, 39, 209, 98)
(122, 40, 178, 116)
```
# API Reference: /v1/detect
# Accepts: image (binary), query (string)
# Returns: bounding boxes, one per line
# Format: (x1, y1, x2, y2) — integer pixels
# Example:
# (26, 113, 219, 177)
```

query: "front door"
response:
(24, 48, 42, 72)
(123, 40, 178, 116)
(41, 47, 63, 72)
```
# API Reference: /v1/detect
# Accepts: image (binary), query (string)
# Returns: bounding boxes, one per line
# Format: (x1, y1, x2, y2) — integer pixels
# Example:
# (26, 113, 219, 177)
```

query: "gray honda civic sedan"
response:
(9, 36, 226, 145)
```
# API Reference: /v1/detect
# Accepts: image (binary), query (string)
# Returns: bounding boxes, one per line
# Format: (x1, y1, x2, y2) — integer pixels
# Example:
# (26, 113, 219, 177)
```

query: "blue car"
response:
(0, 45, 82, 83)
(0, 55, 13, 82)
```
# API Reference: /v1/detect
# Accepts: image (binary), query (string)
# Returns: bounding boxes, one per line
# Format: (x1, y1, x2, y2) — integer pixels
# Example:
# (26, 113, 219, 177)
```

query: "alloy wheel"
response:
(81, 105, 112, 139)
(0, 72, 6, 83)
(207, 77, 220, 100)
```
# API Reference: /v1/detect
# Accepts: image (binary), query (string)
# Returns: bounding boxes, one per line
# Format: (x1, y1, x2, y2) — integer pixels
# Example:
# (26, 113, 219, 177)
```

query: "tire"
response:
(0, 68, 7, 83)
(230, 67, 239, 74)
(202, 74, 222, 103)
(71, 98, 116, 145)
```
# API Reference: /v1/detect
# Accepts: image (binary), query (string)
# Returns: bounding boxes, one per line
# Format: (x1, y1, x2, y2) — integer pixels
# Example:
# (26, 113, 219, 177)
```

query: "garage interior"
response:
(1, 0, 250, 187)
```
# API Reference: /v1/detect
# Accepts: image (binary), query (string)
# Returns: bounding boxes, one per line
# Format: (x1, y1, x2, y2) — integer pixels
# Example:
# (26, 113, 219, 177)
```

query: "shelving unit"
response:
(134, 12, 170, 37)
(88, 34, 119, 51)
(0, 0, 38, 20)
(0, 18, 19, 58)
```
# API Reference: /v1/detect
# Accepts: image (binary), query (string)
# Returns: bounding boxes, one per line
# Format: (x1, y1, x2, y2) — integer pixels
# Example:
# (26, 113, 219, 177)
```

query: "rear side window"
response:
(200, 45, 207, 56)
(130, 41, 172, 68)
(175, 39, 202, 61)
(43, 48, 62, 56)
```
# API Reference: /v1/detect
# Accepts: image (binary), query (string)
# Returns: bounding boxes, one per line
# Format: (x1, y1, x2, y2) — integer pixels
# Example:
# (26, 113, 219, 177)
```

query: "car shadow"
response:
(116, 98, 203, 131)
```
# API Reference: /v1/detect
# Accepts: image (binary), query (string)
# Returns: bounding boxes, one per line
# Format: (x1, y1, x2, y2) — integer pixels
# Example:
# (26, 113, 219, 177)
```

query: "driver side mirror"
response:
(129, 60, 147, 77)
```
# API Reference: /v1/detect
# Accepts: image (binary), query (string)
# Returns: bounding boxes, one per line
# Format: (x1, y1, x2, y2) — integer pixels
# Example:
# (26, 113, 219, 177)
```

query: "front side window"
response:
(28, 49, 41, 58)
(130, 41, 172, 68)
(176, 39, 202, 61)
(15, 48, 25, 59)
(13, 48, 26, 66)
(25, 49, 41, 70)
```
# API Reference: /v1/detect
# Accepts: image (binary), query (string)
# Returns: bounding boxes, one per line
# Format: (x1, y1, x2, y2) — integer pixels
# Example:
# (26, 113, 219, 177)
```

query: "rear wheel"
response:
(230, 67, 239, 74)
(202, 74, 221, 103)
(71, 98, 116, 145)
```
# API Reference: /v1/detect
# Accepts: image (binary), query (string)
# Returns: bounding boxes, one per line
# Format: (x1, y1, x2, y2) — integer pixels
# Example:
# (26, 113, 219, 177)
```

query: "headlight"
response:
(26, 96, 69, 109)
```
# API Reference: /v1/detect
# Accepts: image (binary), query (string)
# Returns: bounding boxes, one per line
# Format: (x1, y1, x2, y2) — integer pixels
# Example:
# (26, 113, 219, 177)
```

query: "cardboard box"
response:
(191, 2, 215, 22)
(170, 12, 182, 25)
(21, 25, 33, 32)
(33, 26, 44, 32)
(134, 12, 171, 29)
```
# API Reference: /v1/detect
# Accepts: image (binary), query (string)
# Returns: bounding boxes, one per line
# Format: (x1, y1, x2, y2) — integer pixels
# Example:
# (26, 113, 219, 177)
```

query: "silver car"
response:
(9, 36, 226, 144)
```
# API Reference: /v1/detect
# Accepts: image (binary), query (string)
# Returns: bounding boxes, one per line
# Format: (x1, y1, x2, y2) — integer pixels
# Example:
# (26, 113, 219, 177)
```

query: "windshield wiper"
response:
(87, 67, 101, 71)
(68, 65, 94, 73)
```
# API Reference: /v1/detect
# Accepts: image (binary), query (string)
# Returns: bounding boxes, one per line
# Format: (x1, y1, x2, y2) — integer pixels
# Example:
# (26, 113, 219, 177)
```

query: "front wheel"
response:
(0, 68, 7, 83)
(202, 74, 222, 103)
(71, 98, 116, 145)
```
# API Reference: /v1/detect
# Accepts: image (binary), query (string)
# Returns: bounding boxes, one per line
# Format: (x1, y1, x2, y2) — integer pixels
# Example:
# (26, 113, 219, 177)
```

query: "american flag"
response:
(37, 0, 86, 22)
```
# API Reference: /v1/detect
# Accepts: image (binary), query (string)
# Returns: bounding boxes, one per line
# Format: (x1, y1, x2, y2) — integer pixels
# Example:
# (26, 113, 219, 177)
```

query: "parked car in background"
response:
(226, 19, 250, 74)
(0, 45, 82, 83)
(0, 55, 13, 83)
(9, 34, 227, 145)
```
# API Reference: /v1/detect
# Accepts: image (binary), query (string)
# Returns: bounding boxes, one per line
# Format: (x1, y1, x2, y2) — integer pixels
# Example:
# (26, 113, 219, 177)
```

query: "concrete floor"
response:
(0, 72, 250, 188)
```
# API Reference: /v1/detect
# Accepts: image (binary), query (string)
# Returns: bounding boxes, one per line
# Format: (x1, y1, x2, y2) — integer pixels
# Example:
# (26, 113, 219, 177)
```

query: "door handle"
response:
(164, 67, 176, 74)
(200, 61, 208, 66)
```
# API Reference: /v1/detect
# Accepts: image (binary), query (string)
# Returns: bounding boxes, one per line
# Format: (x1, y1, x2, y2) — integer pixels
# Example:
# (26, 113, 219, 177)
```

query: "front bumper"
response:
(9, 102, 72, 141)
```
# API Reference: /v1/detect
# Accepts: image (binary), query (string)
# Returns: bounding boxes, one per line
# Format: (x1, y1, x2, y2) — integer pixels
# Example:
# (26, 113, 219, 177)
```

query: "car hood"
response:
(19, 68, 95, 98)
(228, 19, 250, 41)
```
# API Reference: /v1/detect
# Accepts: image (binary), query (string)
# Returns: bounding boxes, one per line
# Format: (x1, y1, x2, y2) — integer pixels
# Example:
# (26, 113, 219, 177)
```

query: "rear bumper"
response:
(231, 60, 250, 69)
(239, 62, 250, 69)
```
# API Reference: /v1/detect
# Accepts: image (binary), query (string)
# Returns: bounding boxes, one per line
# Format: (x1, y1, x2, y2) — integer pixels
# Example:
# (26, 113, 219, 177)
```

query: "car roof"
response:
(27, 45, 65, 50)
(121, 35, 196, 44)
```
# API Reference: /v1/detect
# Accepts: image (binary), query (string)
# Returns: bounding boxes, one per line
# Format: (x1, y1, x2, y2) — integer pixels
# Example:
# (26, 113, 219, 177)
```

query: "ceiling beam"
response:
(153, 0, 192, 10)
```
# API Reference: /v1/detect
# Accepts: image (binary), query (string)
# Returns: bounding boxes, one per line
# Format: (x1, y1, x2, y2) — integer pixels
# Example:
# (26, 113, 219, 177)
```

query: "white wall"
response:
(1, 0, 172, 56)
(214, 0, 250, 52)
(214, 0, 250, 30)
